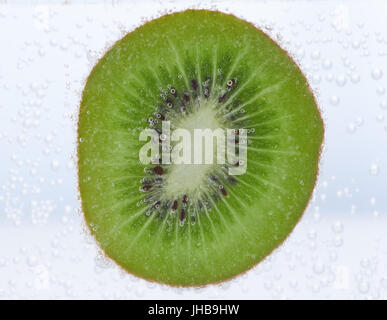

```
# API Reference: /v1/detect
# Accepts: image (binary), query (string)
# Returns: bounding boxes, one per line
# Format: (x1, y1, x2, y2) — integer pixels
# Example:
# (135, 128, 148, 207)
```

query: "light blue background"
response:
(0, 0, 386, 299)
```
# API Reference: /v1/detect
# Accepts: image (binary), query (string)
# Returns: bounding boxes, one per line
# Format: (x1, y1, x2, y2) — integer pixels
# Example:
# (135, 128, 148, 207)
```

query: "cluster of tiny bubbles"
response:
(346, 116, 364, 134)
(336, 185, 353, 199)
(86, 49, 100, 65)
(94, 253, 114, 273)
(0, 7, 109, 299)
(31, 200, 55, 225)
(354, 256, 382, 297)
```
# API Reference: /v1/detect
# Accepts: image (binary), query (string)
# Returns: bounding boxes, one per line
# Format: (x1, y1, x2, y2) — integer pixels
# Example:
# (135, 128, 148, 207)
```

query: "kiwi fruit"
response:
(78, 10, 324, 286)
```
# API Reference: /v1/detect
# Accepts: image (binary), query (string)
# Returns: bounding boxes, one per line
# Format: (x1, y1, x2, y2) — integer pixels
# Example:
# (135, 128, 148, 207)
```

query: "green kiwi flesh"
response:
(78, 10, 324, 286)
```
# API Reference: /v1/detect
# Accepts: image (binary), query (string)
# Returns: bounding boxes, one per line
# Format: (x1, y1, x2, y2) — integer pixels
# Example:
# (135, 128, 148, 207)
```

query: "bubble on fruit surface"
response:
(86, 49, 99, 64)
(94, 254, 112, 270)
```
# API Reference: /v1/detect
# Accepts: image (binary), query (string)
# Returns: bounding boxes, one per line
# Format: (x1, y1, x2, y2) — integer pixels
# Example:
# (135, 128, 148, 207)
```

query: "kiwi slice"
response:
(78, 10, 324, 286)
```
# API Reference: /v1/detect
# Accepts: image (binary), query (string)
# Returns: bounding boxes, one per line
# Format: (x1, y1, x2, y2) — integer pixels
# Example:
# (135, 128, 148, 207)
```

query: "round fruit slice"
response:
(78, 10, 324, 286)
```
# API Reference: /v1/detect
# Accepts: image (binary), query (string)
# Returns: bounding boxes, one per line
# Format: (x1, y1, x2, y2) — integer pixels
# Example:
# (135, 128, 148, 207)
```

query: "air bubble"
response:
(381, 277, 387, 289)
(312, 74, 321, 84)
(369, 163, 379, 176)
(296, 49, 305, 59)
(308, 229, 317, 240)
(346, 123, 356, 134)
(311, 50, 320, 60)
(336, 75, 347, 87)
(350, 73, 360, 83)
(358, 281, 370, 294)
(355, 117, 364, 126)
(94, 254, 112, 269)
(0, 258, 6, 268)
(330, 95, 340, 106)
(27, 256, 38, 267)
(371, 68, 383, 80)
(326, 73, 334, 82)
(376, 86, 385, 95)
(51, 160, 59, 170)
(332, 221, 343, 233)
(352, 40, 360, 49)
(334, 236, 343, 247)
(313, 262, 325, 274)
(322, 59, 332, 69)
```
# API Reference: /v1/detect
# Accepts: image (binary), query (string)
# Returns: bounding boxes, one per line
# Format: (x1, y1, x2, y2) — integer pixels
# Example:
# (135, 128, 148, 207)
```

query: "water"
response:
(0, 0, 387, 299)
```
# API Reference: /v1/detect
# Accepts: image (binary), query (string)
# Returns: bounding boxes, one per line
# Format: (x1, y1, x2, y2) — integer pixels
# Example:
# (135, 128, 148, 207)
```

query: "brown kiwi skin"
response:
(77, 8, 325, 288)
